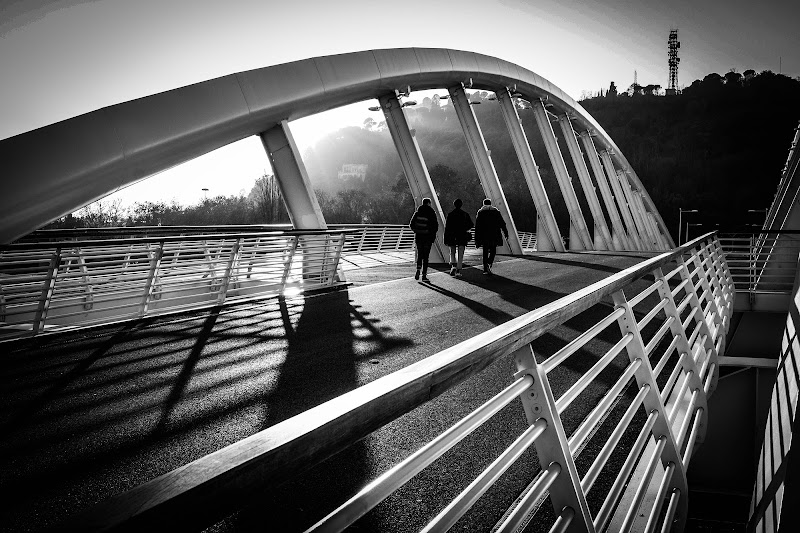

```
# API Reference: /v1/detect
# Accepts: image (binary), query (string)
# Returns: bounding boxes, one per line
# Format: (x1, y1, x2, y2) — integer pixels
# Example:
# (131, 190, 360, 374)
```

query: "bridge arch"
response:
(0, 47, 672, 247)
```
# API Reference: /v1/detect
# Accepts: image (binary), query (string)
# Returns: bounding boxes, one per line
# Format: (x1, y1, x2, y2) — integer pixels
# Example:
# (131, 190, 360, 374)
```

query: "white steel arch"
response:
(0, 48, 673, 247)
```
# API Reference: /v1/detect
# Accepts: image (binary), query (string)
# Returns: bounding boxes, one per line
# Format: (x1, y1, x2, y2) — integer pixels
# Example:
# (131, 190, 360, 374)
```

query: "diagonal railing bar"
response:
(56, 233, 732, 533)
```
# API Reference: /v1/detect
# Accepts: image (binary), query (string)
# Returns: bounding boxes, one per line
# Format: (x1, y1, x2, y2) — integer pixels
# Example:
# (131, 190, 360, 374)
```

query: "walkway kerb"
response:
(530, 100, 593, 251)
(557, 115, 613, 251)
(379, 93, 447, 262)
(448, 84, 523, 255)
(496, 87, 564, 252)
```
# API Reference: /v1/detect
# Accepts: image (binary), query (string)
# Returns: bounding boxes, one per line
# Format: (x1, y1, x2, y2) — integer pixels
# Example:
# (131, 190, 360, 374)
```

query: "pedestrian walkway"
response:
(0, 251, 653, 532)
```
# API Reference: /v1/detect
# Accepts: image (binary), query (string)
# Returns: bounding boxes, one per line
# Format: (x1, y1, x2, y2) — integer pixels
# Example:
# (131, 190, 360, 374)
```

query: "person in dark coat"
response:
(443, 198, 474, 277)
(409, 197, 439, 282)
(474, 198, 508, 275)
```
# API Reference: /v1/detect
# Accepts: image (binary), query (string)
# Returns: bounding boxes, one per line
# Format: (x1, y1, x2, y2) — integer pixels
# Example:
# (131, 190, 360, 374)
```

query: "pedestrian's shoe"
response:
(449, 266, 456, 276)
(455, 270, 462, 277)
(415, 269, 421, 280)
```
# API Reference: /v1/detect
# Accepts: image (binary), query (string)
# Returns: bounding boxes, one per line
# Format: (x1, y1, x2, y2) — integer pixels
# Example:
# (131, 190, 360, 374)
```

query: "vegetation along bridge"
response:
(1, 48, 798, 532)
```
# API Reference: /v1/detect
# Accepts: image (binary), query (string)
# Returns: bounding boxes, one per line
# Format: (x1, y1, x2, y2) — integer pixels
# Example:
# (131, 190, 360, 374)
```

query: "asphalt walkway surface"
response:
(0, 251, 658, 532)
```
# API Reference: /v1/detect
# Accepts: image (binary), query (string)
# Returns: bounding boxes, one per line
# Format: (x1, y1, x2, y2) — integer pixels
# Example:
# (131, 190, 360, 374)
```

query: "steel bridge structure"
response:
(1, 49, 798, 533)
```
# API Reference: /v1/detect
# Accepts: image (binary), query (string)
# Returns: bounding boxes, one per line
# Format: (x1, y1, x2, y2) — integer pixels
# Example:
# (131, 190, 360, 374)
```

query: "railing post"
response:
(653, 266, 710, 447)
(611, 289, 689, 533)
(689, 241, 725, 354)
(281, 236, 300, 285)
(329, 233, 347, 286)
(676, 245, 721, 395)
(140, 242, 164, 317)
(378, 227, 387, 252)
(217, 239, 241, 304)
(33, 248, 61, 334)
(75, 247, 94, 311)
(357, 228, 366, 253)
(513, 344, 595, 533)
(750, 233, 756, 303)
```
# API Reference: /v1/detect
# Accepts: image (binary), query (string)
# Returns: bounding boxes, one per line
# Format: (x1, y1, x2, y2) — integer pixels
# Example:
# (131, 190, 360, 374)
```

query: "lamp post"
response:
(678, 208, 698, 245)
(686, 222, 703, 243)
(202, 188, 209, 201)
(748, 208, 768, 228)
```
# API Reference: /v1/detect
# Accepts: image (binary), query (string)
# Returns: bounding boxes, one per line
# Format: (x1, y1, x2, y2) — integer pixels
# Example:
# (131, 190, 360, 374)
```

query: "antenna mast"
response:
(667, 29, 680, 95)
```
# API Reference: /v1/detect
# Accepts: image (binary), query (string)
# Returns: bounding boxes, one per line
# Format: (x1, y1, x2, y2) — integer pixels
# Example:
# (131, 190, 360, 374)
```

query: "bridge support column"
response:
(579, 132, 630, 250)
(530, 100, 594, 251)
(617, 170, 653, 251)
(448, 84, 523, 255)
(496, 87, 564, 252)
(557, 115, 614, 251)
(380, 93, 446, 263)
(260, 121, 326, 230)
(600, 150, 643, 250)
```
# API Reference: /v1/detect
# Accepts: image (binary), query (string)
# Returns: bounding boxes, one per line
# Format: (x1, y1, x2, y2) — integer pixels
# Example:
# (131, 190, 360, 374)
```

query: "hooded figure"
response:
(474, 198, 508, 275)
(409, 197, 439, 281)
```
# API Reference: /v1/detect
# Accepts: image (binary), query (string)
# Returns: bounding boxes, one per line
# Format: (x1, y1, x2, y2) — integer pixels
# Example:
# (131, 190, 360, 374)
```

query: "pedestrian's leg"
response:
(482, 246, 490, 273)
(488, 246, 496, 270)
(449, 245, 457, 275)
(421, 241, 432, 280)
(415, 243, 421, 279)
(456, 245, 465, 276)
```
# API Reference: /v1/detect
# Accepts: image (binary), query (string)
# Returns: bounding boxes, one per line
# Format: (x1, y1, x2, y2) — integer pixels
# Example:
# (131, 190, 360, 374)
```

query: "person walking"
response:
(443, 198, 473, 277)
(474, 198, 509, 275)
(409, 197, 439, 282)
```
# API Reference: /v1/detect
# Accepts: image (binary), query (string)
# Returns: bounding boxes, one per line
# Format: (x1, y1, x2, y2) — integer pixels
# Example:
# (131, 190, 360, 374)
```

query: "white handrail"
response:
(57, 233, 732, 533)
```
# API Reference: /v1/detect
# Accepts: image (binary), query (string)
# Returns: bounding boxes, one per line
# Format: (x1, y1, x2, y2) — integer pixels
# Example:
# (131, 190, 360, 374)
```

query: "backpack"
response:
(410, 214, 430, 234)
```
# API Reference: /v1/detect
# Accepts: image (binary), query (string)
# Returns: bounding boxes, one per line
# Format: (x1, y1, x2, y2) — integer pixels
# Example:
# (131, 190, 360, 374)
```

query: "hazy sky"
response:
(2, 0, 798, 207)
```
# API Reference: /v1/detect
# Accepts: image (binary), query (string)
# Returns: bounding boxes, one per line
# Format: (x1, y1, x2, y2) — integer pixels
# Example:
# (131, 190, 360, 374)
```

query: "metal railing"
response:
(0, 229, 354, 339)
(63, 232, 733, 533)
(1, 224, 541, 339)
(719, 231, 800, 293)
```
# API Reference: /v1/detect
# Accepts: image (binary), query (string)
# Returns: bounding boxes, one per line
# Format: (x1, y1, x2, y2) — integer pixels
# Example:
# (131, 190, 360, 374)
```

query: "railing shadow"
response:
(0, 288, 413, 532)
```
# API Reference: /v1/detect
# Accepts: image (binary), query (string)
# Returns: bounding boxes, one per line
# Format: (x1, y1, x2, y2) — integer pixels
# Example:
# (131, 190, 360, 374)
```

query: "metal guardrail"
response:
(63, 232, 734, 533)
(0, 229, 354, 339)
(22, 224, 539, 252)
(719, 232, 800, 293)
(1, 225, 538, 339)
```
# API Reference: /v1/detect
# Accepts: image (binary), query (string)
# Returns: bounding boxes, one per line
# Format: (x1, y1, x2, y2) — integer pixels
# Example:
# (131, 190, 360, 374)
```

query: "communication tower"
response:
(667, 29, 680, 95)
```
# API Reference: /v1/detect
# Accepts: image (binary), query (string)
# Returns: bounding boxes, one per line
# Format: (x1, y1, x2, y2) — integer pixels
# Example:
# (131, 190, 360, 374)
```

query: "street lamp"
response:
(678, 208, 698, 245)
(686, 223, 703, 243)
(202, 188, 209, 200)
(748, 208, 768, 228)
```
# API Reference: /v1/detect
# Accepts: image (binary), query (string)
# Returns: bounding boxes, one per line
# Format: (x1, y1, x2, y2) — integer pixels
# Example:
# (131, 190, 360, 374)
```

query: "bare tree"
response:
(248, 172, 286, 223)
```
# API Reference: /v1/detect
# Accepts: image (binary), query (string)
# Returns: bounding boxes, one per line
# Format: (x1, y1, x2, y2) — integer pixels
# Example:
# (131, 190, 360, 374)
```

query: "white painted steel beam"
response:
(495, 88, 564, 252)
(616, 170, 652, 250)
(530, 100, 593, 251)
(380, 93, 447, 262)
(260, 121, 327, 230)
(578, 132, 629, 250)
(600, 150, 643, 250)
(557, 115, 613, 251)
(448, 84, 523, 255)
(1, 47, 670, 244)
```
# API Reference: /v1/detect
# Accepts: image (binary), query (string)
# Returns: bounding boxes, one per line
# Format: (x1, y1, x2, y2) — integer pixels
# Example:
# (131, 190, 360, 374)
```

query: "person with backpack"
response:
(474, 198, 509, 276)
(443, 198, 474, 277)
(409, 197, 439, 282)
